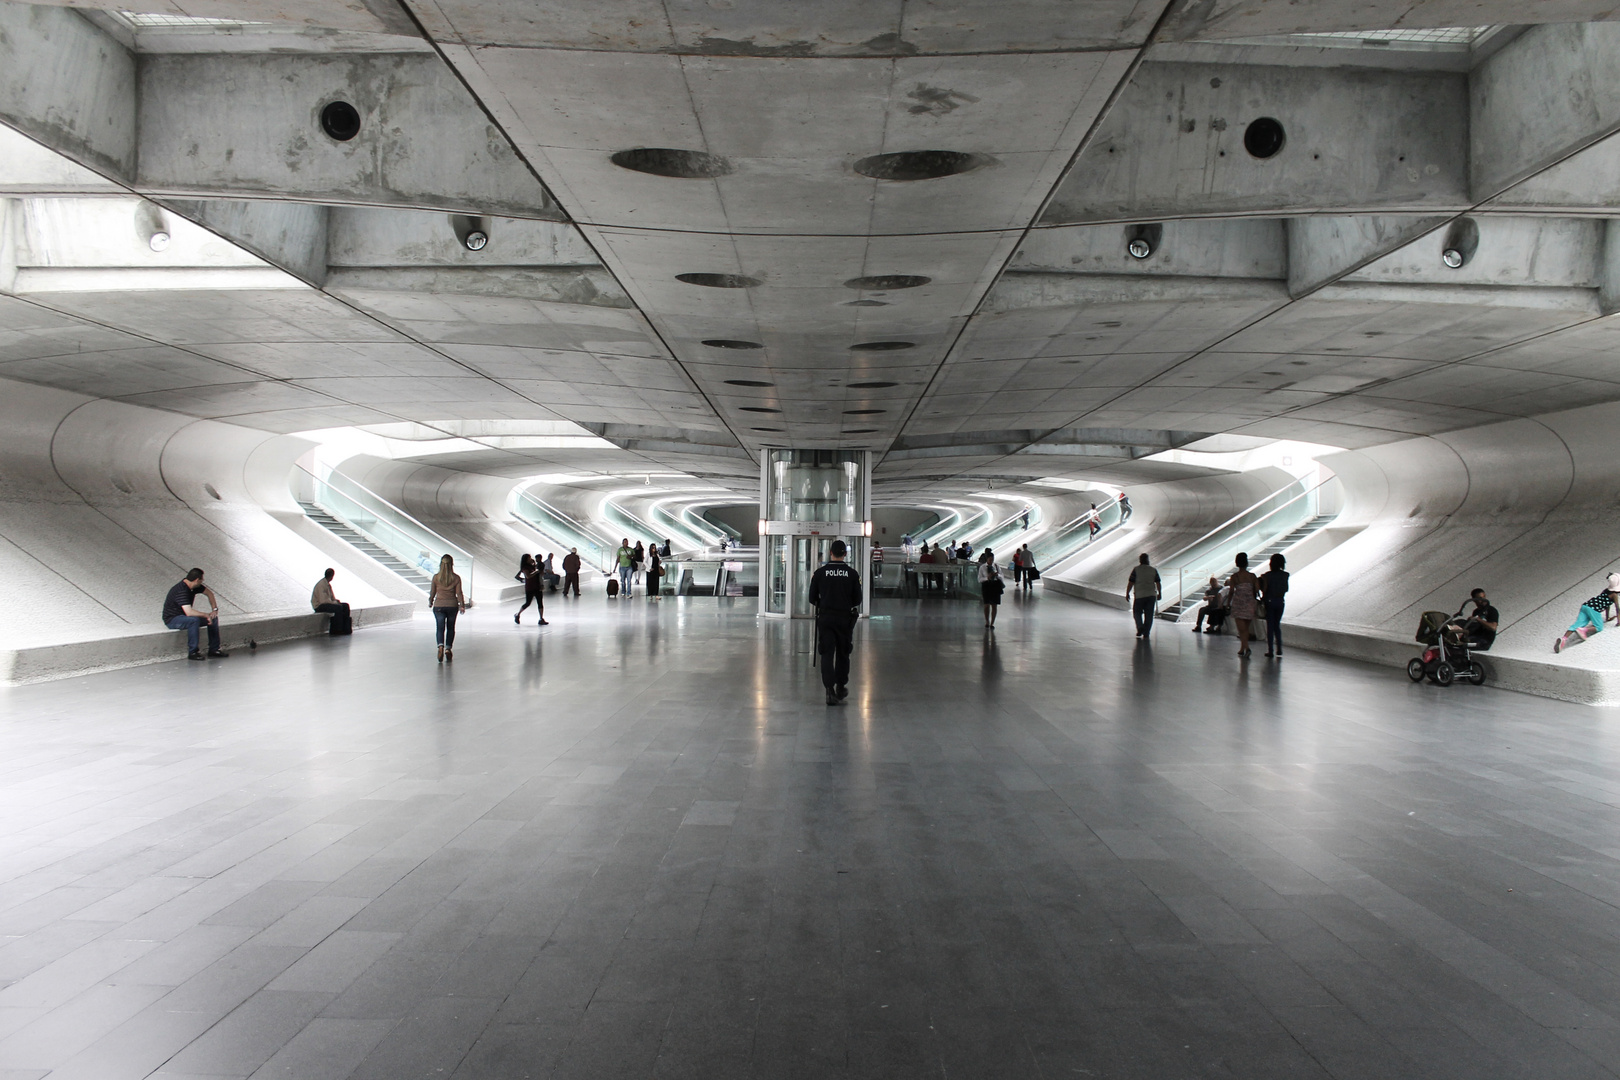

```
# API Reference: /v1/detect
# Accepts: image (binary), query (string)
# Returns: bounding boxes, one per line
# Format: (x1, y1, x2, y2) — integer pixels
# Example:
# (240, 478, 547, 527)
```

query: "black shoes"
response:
(836, 685, 848, 700)
(826, 690, 840, 706)
(187, 651, 206, 661)
(207, 650, 229, 658)
(539, 619, 549, 625)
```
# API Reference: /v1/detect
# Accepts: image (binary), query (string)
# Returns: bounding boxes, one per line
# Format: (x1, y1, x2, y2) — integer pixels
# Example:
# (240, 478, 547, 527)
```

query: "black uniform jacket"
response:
(807, 561, 862, 622)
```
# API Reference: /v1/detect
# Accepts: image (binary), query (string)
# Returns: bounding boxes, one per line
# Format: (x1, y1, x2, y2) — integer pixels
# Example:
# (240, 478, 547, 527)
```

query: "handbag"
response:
(1027, 567, 1041, 581)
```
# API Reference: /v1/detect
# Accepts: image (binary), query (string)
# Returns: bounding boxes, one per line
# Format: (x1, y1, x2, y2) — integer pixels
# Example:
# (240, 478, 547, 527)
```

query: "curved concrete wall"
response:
(0, 375, 407, 662)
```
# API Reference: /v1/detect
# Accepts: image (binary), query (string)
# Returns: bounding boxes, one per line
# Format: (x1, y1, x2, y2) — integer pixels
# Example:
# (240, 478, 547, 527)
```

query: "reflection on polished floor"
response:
(1, 591, 1619, 1080)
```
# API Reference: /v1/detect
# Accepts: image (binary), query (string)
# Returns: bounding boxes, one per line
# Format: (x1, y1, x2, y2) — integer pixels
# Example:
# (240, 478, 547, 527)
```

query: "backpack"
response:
(606, 577, 619, 597)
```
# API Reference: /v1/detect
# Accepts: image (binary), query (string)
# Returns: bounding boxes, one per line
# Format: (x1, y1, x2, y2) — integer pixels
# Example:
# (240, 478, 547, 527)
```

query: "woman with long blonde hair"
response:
(430, 554, 466, 662)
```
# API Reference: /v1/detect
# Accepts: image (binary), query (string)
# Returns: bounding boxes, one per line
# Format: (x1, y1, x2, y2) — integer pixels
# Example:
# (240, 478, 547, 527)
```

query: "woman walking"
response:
(1226, 552, 1259, 658)
(430, 554, 466, 662)
(978, 550, 1004, 627)
(631, 541, 645, 593)
(1555, 573, 1620, 652)
(1259, 553, 1289, 658)
(648, 545, 663, 599)
(513, 554, 548, 626)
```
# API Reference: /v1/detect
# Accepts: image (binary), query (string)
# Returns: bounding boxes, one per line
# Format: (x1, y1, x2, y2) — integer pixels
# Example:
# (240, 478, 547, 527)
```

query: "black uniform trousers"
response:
(818, 616, 854, 690)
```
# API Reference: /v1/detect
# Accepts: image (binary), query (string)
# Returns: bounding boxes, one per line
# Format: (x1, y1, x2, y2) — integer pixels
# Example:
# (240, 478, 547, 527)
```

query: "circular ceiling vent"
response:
(750, 426, 783, 432)
(844, 408, 886, 415)
(844, 300, 889, 307)
(850, 341, 915, 351)
(847, 380, 898, 389)
(853, 150, 993, 181)
(1243, 117, 1286, 159)
(677, 272, 760, 288)
(739, 406, 781, 413)
(844, 274, 931, 290)
(610, 148, 733, 178)
(724, 379, 773, 387)
(702, 339, 763, 349)
(320, 101, 361, 142)
(843, 428, 879, 434)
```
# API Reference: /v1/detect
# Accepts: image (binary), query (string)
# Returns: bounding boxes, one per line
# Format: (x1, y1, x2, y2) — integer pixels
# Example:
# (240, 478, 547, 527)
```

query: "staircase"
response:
(1157, 513, 1337, 621)
(298, 500, 432, 591)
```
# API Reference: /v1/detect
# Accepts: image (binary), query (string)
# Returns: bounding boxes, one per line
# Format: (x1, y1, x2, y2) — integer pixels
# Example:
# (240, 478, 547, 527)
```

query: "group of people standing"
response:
(1129, 550, 1291, 658)
(613, 538, 672, 597)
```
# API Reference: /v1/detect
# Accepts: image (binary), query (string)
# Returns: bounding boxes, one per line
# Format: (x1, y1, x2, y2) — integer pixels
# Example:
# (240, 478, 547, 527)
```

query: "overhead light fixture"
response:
(1125, 222, 1162, 261)
(464, 230, 488, 251)
(1441, 247, 1464, 268)
(1127, 237, 1152, 259)
(450, 214, 489, 252)
(134, 202, 169, 252)
(1440, 217, 1478, 269)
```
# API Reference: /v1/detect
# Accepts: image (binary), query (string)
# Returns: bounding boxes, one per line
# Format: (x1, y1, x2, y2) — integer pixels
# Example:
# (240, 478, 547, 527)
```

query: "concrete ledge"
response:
(1042, 577, 1129, 610)
(0, 601, 417, 685)
(1280, 622, 1620, 706)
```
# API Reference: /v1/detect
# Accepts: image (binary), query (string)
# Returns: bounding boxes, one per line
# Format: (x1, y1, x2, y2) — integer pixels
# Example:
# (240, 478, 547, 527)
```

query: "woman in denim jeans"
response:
(430, 554, 466, 663)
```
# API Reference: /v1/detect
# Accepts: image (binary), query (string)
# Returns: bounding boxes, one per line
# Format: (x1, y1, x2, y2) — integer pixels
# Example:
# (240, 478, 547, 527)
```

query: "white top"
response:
(978, 562, 999, 583)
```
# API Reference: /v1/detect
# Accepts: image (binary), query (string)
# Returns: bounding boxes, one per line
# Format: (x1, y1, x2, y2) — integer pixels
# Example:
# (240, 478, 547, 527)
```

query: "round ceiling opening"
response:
(320, 101, 361, 142)
(853, 150, 993, 181)
(844, 409, 886, 415)
(850, 341, 915, 351)
(677, 273, 760, 289)
(750, 426, 783, 432)
(739, 406, 781, 413)
(844, 300, 889, 307)
(610, 148, 733, 178)
(847, 380, 898, 389)
(843, 428, 878, 434)
(702, 339, 763, 349)
(724, 379, 773, 387)
(1243, 118, 1286, 159)
(843, 274, 931, 290)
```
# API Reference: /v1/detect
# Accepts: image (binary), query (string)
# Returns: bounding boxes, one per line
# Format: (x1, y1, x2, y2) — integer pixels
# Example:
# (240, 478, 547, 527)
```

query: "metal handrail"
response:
(1159, 476, 1312, 569)
(511, 489, 613, 572)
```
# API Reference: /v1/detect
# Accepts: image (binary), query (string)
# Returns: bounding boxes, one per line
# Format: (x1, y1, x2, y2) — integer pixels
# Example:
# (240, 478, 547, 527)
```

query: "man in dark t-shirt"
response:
(163, 568, 227, 659)
(1451, 588, 1499, 649)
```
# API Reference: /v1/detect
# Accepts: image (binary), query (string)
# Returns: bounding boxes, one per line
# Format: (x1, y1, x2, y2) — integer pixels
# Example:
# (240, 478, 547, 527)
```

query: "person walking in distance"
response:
(1010, 544, 1024, 587)
(1117, 491, 1132, 524)
(978, 549, 1005, 628)
(1125, 553, 1161, 639)
(513, 554, 547, 626)
(1087, 503, 1101, 542)
(615, 539, 633, 596)
(648, 544, 663, 599)
(807, 539, 862, 706)
(561, 548, 582, 597)
(1018, 544, 1038, 593)
(430, 554, 466, 663)
(1259, 553, 1289, 658)
(1226, 552, 1260, 659)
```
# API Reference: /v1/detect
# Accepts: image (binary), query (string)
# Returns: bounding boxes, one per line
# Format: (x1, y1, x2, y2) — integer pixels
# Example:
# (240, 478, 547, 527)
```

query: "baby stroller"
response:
(1407, 610, 1487, 686)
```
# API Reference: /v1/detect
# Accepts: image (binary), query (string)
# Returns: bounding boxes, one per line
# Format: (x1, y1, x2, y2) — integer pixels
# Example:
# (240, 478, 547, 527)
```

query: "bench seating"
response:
(0, 601, 416, 685)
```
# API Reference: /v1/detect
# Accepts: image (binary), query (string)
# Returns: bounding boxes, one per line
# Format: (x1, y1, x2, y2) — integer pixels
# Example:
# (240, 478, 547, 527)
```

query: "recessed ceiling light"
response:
(677, 273, 760, 288)
(725, 379, 773, 387)
(850, 341, 915, 351)
(844, 275, 931, 290)
(610, 148, 733, 178)
(1243, 117, 1286, 159)
(750, 426, 783, 431)
(843, 428, 879, 434)
(702, 339, 764, 349)
(847, 381, 898, 389)
(739, 406, 781, 413)
(853, 150, 994, 181)
(845, 300, 889, 307)
(844, 409, 886, 415)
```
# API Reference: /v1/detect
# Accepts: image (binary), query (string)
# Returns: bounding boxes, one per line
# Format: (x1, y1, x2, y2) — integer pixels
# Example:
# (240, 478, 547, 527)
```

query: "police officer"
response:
(807, 539, 862, 705)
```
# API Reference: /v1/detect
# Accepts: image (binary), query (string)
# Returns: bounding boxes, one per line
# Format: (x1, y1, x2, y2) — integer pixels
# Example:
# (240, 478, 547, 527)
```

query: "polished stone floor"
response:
(1, 590, 1619, 1080)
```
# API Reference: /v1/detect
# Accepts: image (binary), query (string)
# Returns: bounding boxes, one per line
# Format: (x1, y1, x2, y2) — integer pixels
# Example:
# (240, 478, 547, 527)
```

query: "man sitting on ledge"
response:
(163, 568, 228, 660)
(311, 568, 352, 635)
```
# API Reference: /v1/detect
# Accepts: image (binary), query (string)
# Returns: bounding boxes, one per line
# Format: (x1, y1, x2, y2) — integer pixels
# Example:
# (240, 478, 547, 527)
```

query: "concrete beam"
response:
(1013, 218, 1286, 279)
(0, 5, 135, 181)
(1286, 215, 1450, 296)
(1157, 1, 1620, 41)
(163, 199, 329, 286)
(324, 267, 632, 308)
(28, 0, 418, 36)
(1471, 22, 1620, 197)
(1042, 61, 1468, 224)
(136, 53, 561, 219)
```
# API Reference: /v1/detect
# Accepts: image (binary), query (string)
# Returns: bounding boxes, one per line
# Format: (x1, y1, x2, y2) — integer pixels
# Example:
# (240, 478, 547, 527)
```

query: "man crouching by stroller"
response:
(1448, 589, 1499, 649)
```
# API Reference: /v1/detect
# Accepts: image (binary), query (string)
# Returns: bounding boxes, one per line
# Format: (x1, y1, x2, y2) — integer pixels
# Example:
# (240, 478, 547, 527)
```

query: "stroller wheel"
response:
(1467, 662, 1486, 686)
(1406, 658, 1427, 682)
(1433, 661, 1455, 687)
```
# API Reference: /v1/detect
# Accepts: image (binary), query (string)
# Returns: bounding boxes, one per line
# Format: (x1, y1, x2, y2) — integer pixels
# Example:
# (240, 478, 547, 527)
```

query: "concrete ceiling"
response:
(6, 1, 1620, 500)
